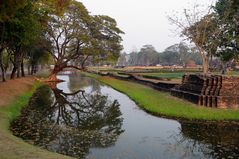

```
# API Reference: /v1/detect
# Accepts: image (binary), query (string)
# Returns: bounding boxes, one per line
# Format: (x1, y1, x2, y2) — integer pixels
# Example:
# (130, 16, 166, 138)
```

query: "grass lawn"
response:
(138, 72, 186, 80)
(0, 82, 72, 159)
(85, 72, 239, 121)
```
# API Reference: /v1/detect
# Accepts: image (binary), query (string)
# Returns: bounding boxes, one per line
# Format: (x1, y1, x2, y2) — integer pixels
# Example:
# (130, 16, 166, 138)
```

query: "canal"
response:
(11, 73, 239, 159)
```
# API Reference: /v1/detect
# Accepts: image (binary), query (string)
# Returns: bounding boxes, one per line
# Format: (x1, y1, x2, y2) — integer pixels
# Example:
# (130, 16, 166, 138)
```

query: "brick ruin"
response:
(171, 74, 239, 109)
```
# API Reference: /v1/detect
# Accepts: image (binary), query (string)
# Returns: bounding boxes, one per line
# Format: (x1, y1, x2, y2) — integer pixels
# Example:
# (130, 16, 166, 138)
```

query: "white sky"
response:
(79, 0, 215, 53)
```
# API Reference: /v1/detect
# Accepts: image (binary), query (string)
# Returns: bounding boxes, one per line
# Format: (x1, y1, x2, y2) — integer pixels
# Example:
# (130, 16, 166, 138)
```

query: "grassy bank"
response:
(85, 73, 239, 121)
(0, 82, 71, 159)
(138, 72, 186, 80)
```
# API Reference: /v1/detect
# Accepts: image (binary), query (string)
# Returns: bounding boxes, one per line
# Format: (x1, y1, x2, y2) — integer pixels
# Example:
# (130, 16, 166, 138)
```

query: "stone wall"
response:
(171, 74, 239, 109)
(109, 73, 178, 92)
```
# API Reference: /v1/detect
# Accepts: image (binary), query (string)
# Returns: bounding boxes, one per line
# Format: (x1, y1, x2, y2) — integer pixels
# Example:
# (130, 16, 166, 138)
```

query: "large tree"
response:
(45, 1, 123, 81)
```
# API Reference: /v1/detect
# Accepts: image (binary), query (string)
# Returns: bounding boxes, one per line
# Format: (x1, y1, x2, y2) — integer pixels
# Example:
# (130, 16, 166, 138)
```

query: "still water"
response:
(11, 73, 239, 159)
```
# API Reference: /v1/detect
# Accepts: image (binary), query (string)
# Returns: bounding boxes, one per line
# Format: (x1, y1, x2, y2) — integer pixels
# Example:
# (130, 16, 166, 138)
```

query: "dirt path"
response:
(0, 77, 35, 107)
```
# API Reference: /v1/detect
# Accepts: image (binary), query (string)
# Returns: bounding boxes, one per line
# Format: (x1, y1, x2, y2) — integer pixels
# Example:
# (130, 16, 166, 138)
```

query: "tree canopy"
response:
(0, 0, 124, 82)
(168, 0, 239, 74)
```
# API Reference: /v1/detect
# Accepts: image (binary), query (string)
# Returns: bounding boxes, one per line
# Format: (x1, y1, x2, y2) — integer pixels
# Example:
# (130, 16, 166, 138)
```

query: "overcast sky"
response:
(79, 0, 215, 53)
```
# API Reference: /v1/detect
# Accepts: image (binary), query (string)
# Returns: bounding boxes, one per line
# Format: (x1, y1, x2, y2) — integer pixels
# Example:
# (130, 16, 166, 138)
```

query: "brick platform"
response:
(171, 74, 239, 109)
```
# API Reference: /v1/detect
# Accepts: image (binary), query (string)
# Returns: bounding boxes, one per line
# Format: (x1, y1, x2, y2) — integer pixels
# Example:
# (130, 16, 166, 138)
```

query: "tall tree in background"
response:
(178, 42, 191, 68)
(0, 0, 28, 81)
(0, 0, 49, 80)
(214, 0, 239, 73)
(168, 3, 221, 74)
(9, 0, 43, 79)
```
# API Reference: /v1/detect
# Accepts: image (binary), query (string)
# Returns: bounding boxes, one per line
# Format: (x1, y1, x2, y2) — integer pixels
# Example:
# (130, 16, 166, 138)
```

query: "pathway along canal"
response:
(11, 73, 239, 159)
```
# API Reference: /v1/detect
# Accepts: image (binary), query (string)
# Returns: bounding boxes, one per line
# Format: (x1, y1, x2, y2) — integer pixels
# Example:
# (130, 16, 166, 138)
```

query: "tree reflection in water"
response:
(169, 121, 239, 159)
(11, 84, 124, 159)
(67, 73, 101, 93)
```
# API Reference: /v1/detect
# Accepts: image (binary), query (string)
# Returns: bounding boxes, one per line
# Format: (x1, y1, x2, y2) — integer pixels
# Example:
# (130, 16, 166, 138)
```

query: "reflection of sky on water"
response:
(12, 74, 239, 159)
(56, 75, 209, 159)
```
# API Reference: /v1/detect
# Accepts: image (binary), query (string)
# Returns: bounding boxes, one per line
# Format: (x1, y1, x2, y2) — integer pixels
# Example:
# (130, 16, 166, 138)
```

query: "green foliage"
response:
(118, 43, 201, 66)
(2, 0, 43, 47)
(214, 0, 239, 62)
(44, 0, 124, 73)
(0, 0, 26, 22)
(92, 15, 124, 62)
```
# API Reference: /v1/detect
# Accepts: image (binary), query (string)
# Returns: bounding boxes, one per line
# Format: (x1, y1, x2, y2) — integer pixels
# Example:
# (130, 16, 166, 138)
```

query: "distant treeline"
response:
(117, 42, 202, 67)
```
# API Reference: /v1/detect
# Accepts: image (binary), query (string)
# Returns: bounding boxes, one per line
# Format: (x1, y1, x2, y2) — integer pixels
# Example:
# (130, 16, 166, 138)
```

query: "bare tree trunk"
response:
(11, 49, 19, 79)
(28, 63, 31, 75)
(11, 65, 17, 79)
(21, 60, 25, 77)
(4, 50, 11, 73)
(0, 49, 6, 82)
(31, 64, 35, 75)
(17, 65, 20, 78)
(202, 58, 209, 74)
(198, 49, 209, 74)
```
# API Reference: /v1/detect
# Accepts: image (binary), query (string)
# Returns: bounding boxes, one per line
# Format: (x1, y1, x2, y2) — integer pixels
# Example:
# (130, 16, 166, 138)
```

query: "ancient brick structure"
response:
(171, 74, 239, 109)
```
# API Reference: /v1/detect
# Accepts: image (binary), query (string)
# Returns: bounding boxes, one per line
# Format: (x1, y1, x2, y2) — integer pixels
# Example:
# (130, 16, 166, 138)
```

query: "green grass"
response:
(138, 72, 189, 80)
(0, 82, 72, 159)
(85, 72, 239, 121)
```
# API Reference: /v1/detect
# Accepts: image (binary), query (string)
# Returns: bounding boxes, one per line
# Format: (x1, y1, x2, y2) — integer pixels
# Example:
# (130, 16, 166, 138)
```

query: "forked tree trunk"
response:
(11, 61, 21, 79)
(47, 64, 64, 81)
(11, 65, 17, 79)
(11, 50, 22, 79)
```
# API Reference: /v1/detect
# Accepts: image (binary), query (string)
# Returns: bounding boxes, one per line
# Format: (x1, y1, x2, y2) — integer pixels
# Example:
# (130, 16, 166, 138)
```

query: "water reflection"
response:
(10, 74, 239, 159)
(177, 121, 239, 159)
(68, 73, 101, 93)
(11, 85, 124, 158)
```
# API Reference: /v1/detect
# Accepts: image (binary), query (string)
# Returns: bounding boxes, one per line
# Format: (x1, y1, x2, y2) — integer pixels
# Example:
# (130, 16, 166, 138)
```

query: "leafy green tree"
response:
(0, 0, 45, 79)
(214, 0, 239, 73)
(90, 15, 124, 64)
(44, 1, 93, 81)
(9, 1, 43, 79)
(0, 0, 28, 81)
(45, 1, 123, 81)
